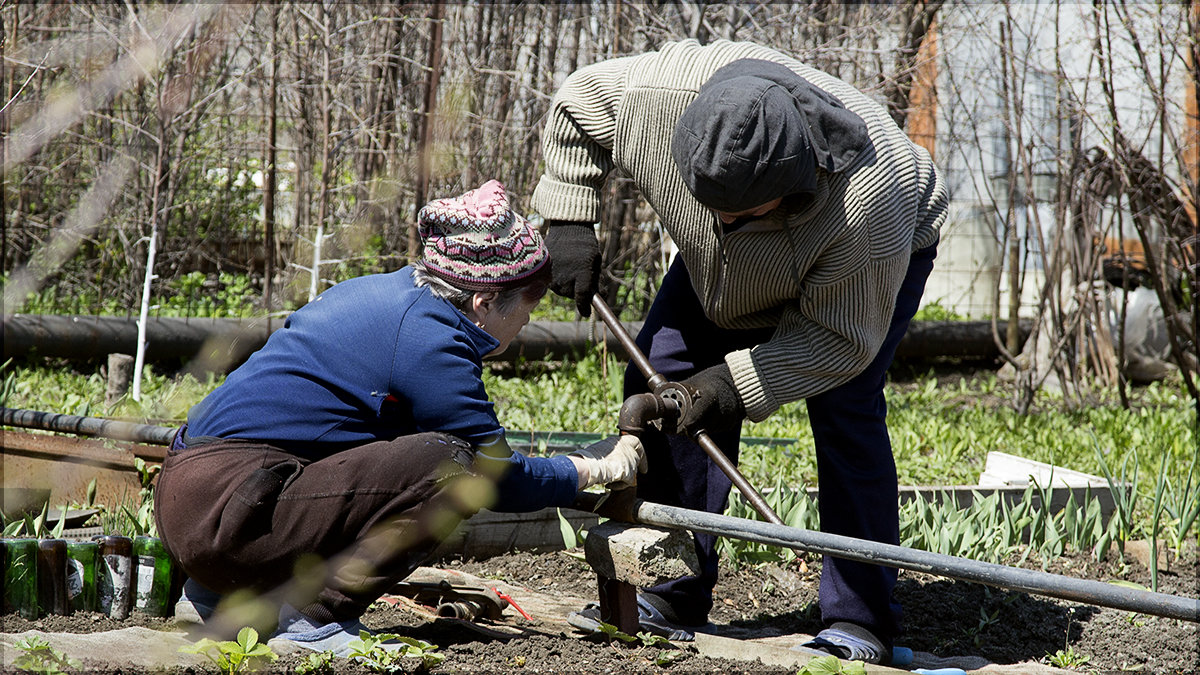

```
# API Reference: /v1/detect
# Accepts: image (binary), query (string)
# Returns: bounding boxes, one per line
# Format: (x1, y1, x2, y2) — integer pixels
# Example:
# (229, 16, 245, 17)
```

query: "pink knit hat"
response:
(417, 180, 549, 291)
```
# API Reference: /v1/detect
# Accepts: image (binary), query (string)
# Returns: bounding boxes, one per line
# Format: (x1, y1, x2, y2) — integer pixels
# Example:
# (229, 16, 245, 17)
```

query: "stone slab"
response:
(0, 627, 207, 669)
(583, 522, 700, 587)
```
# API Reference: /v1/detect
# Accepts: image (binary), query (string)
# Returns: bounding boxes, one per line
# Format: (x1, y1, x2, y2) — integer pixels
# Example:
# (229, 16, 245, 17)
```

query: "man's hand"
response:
(568, 434, 647, 489)
(679, 364, 745, 436)
(544, 220, 601, 317)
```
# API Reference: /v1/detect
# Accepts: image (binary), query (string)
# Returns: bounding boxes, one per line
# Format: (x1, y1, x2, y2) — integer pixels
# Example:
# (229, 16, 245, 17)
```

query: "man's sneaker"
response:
(268, 604, 407, 658)
(174, 578, 222, 625)
(567, 593, 714, 642)
(799, 622, 890, 664)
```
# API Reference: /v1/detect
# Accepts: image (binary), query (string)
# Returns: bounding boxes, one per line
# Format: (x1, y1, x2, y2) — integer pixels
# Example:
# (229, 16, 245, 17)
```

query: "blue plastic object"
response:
(891, 646, 914, 666)
(913, 669, 968, 675)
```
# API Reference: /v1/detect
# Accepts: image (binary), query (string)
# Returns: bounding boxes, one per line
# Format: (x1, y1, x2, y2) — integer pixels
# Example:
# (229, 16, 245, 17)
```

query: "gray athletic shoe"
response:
(174, 578, 222, 625)
(268, 604, 408, 658)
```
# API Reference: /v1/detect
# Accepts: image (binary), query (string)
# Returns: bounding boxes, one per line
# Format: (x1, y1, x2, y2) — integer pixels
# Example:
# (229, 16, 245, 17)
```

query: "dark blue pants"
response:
(630, 244, 937, 643)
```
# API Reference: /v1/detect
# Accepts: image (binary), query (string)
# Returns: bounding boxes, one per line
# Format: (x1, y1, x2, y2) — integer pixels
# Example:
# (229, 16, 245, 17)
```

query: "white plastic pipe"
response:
(132, 227, 158, 401)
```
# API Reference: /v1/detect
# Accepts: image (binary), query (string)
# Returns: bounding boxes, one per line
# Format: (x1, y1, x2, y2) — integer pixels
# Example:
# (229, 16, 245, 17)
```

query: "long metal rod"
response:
(634, 500, 1200, 623)
(589, 297, 665, 391)
(1, 407, 177, 446)
(591, 296, 785, 526)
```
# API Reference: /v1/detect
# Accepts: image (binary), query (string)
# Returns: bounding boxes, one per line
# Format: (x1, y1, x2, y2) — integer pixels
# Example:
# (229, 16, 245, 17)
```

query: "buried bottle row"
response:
(2, 535, 174, 620)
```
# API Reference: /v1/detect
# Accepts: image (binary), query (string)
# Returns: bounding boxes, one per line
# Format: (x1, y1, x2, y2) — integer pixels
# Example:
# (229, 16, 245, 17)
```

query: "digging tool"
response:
(589, 295, 786, 526)
(389, 579, 508, 621)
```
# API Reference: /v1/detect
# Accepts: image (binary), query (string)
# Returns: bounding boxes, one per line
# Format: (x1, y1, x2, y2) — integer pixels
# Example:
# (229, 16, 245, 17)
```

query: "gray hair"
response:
(411, 260, 531, 314)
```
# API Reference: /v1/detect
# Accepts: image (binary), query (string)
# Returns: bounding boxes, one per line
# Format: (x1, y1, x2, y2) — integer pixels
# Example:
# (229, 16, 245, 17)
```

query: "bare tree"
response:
(5, 2, 1191, 411)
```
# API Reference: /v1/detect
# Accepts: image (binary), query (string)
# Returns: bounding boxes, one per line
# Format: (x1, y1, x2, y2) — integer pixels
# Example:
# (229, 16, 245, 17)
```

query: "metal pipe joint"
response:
(617, 383, 692, 436)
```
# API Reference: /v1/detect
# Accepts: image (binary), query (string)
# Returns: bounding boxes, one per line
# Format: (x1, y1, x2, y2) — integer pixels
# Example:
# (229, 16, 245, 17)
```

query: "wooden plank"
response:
(1, 431, 156, 511)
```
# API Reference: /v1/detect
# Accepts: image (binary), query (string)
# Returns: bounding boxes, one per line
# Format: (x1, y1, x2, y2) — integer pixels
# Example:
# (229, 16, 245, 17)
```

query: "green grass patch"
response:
(3, 348, 1195, 552)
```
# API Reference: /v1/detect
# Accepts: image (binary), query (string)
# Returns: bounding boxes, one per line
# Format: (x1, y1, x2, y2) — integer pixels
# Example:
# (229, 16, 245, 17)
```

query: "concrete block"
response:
(583, 522, 699, 587)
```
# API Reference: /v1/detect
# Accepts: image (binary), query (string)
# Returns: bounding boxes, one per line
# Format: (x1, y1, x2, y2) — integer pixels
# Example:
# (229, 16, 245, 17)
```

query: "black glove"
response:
(544, 220, 601, 317)
(679, 364, 745, 436)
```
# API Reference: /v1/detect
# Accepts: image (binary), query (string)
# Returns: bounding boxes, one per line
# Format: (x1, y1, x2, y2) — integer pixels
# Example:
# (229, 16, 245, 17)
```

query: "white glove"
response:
(568, 435, 648, 489)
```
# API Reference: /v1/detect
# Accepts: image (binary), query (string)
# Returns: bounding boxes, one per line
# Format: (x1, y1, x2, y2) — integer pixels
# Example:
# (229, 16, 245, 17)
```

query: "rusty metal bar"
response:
(590, 296, 786, 527)
(589, 298, 668, 392)
(597, 576, 639, 636)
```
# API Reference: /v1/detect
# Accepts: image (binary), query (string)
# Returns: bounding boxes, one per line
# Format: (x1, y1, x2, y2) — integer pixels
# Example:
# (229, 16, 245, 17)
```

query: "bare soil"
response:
(3, 545, 1196, 674)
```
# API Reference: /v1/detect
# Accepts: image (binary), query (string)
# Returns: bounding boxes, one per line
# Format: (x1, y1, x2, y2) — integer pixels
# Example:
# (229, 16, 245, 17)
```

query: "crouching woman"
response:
(154, 180, 643, 654)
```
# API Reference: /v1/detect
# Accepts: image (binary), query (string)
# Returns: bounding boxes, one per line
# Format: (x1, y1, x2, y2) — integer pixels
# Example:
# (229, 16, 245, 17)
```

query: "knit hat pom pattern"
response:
(418, 180, 548, 291)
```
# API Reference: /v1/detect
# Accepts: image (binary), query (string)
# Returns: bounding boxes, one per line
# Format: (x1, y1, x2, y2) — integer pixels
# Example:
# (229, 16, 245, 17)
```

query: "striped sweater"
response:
(532, 40, 947, 422)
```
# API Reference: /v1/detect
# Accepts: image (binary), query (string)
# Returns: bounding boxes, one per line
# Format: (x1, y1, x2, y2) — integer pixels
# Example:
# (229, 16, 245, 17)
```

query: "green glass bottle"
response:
(2, 538, 39, 620)
(36, 539, 69, 616)
(133, 536, 172, 617)
(66, 541, 98, 613)
(97, 535, 133, 619)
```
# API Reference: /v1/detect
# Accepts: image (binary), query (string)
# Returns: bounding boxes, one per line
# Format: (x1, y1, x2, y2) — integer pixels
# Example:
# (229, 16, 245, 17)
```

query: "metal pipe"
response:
(633, 500, 1200, 623)
(589, 299, 668, 392)
(1, 407, 177, 446)
(694, 432, 784, 526)
(590, 296, 785, 526)
(617, 393, 675, 435)
(3, 314, 1025, 367)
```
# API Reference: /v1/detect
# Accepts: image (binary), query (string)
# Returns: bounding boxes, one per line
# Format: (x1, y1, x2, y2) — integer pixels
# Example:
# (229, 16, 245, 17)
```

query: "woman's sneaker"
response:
(268, 604, 408, 658)
(174, 578, 222, 626)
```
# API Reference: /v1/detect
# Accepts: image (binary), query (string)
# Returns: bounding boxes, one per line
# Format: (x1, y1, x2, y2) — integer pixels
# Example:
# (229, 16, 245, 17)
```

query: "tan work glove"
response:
(568, 435, 648, 489)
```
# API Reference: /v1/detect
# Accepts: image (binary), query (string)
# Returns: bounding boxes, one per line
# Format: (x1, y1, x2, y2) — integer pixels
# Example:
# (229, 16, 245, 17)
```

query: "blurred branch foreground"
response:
(2, 2, 1197, 409)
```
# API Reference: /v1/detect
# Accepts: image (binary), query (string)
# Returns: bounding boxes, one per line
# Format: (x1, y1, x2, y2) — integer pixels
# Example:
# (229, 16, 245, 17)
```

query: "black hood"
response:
(671, 58, 870, 213)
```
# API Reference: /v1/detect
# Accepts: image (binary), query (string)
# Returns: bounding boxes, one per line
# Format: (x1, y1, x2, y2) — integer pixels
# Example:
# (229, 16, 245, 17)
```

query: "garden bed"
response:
(2, 544, 1195, 673)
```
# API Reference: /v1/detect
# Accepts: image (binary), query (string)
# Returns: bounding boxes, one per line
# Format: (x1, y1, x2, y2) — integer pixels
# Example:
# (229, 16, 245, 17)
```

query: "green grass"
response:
(3, 348, 1195, 550)
(740, 373, 1196, 491)
(3, 360, 219, 424)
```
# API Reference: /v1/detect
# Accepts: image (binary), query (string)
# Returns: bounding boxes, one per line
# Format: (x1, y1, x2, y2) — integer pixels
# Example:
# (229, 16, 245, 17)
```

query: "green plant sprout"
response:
(179, 626, 278, 674)
(588, 621, 637, 644)
(796, 654, 867, 675)
(1046, 645, 1091, 669)
(961, 606, 1001, 648)
(13, 635, 82, 674)
(1044, 608, 1091, 669)
(1, 500, 67, 539)
(295, 650, 336, 675)
(114, 457, 161, 537)
(346, 631, 445, 672)
(556, 507, 590, 550)
(654, 649, 685, 666)
(636, 631, 673, 648)
(633, 631, 684, 665)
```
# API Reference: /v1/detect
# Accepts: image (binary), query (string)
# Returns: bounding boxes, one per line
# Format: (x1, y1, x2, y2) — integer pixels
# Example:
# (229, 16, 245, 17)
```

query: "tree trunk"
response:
(411, 3, 444, 261)
(263, 4, 279, 312)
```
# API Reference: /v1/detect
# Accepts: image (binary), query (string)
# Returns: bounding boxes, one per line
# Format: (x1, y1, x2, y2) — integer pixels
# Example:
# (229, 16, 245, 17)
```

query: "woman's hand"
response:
(568, 435, 647, 489)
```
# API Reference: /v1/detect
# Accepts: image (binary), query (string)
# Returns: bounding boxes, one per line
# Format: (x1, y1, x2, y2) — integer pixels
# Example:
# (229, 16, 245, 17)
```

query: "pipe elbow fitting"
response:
(617, 392, 667, 435)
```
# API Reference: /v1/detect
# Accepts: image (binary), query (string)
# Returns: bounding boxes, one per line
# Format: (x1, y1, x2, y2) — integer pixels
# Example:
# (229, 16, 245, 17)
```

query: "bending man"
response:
(533, 40, 946, 665)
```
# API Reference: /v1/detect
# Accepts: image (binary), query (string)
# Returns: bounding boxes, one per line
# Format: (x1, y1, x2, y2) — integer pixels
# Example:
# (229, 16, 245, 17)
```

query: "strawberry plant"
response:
(179, 626, 277, 673)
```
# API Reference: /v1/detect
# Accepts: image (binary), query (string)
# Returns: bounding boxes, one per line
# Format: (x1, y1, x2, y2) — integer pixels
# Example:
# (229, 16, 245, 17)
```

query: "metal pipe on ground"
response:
(631, 499, 1199, 624)
(1, 407, 177, 446)
(4, 407, 1196, 622)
